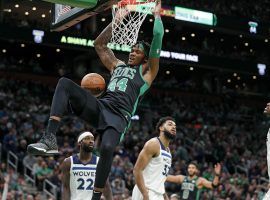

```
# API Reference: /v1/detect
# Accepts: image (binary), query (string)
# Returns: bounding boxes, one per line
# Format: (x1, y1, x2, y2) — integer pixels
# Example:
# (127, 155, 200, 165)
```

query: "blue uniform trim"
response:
(157, 137, 171, 158)
(72, 154, 97, 165)
(89, 155, 97, 164)
(161, 152, 172, 159)
(157, 137, 166, 150)
(72, 167, 96, 170)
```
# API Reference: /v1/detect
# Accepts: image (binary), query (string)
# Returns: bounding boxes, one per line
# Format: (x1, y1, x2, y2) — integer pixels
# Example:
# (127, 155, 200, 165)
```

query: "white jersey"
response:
(69, 154, 99, 200)
(263, 128, 270, 200)
(132, 185, 164, 200)
(141, 137, 172, 194)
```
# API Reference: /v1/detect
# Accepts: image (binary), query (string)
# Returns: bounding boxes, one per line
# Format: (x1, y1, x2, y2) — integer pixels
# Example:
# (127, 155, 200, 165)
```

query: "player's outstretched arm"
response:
(143, 0, 164, 85)
(133, 139, 159, 200)
(199, 163, 221, 189)
(94, 23, 119, 73)
(166, 175, 185, 184)
(94, 10, 126, 73)
(103, 179, 113, 200)
(61, 158, 71, 200)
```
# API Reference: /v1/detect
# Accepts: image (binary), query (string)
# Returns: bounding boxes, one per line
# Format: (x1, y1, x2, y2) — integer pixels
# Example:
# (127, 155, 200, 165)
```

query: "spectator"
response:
(3, 125, 17, 153)
(35, 161, 53, 190)
(111, 176, 126, 196)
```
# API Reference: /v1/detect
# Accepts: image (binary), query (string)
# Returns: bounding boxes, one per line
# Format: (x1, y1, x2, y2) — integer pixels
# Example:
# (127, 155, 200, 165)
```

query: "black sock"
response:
(91, 191, 102, 200)
(46, 119, 60, 135)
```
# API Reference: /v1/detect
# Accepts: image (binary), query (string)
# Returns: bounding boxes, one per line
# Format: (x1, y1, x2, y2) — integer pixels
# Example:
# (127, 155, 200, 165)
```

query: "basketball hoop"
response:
(111, 0, 156, 46)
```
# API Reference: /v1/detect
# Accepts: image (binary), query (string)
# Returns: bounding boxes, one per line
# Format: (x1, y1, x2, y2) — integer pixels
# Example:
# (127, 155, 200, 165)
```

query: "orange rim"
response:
(117, 0, 155, 7)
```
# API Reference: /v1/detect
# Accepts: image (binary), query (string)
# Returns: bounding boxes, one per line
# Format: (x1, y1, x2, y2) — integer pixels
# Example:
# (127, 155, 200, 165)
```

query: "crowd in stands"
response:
(1, 53, 270, 98)
(0, 66, 269, 199)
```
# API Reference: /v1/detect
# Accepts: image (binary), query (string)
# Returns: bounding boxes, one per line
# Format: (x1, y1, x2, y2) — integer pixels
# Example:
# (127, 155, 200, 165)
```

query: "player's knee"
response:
(58, 77, 69, 85)
(100, 143, 115, 155)
(58, 77, 73, 88)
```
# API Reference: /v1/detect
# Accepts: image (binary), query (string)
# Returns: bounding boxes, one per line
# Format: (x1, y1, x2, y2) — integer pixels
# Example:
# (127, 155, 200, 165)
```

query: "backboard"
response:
(50, 0, 120, 31)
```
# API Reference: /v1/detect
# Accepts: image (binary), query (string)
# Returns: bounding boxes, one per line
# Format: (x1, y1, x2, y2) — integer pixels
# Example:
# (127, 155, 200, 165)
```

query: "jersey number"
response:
(108, 78, 128, 92)
(182, 190, 189, 199)
(162, 164, 170, 176)
(77, 178, 94, 190)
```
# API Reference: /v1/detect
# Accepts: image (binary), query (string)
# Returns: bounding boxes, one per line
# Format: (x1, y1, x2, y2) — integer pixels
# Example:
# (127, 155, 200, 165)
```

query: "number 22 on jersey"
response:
(77, 178, 94, 190)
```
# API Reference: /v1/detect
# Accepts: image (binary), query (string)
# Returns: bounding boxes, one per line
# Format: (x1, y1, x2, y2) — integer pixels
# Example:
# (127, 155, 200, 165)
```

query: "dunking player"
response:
(61, 131, 112, 200)
(27, 1, 164, 199)
(132, 117, 176, 200)
(166, 162, 221, 200)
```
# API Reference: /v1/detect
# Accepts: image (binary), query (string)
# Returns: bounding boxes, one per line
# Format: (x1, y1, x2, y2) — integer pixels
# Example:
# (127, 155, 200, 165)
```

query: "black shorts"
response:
(75, 92, 129, 135)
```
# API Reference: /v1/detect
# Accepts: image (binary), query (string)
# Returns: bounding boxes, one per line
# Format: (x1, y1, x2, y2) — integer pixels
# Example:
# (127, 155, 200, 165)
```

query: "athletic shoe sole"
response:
(27, 145, 59, 156)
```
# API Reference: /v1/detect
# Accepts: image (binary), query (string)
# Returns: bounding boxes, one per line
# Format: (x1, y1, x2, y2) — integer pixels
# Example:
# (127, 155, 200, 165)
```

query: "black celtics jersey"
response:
(180, 176, 201, 200)
(101, 64, 149, 121)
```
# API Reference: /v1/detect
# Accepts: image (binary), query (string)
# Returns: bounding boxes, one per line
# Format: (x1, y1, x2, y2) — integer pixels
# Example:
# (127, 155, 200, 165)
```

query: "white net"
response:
(111, 0, 156, 46)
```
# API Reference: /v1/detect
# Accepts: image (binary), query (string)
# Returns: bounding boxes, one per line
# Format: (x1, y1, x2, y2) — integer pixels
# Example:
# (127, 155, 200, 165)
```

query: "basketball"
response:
(81, 73, 106, 96)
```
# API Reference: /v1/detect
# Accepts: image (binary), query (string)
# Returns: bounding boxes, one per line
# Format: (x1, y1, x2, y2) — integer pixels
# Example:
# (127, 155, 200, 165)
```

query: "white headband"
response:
(77, 132, 93, 143)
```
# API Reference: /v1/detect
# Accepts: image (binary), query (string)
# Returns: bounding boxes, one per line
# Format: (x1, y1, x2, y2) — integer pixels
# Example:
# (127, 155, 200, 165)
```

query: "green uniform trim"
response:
(196, 188, 201, 200)
(192, 176, 201, 200)
(132, 65, 150, 116)
(120, 123, 130, 142)
(119, 65, 149, 142)
(149, 17, 164, 58)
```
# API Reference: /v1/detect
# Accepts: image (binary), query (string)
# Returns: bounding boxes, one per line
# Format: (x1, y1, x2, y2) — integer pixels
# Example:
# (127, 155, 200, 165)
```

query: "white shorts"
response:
(132, 185, 164, 200)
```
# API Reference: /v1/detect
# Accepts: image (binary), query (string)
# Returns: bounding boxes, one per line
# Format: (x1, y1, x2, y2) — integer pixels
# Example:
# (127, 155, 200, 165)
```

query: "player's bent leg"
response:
(28, 77, 95, 156)
(50, 77, 90, 116)
(92, 128, 121, 200)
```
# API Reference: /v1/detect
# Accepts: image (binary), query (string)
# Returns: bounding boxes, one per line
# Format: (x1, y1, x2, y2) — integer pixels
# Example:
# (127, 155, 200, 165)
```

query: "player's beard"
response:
(188, 171, 196, 177)
(82, 144, 93, 152)
(164, 130, 176, 140)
